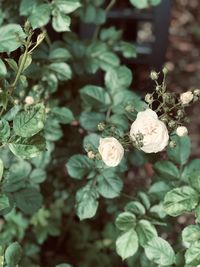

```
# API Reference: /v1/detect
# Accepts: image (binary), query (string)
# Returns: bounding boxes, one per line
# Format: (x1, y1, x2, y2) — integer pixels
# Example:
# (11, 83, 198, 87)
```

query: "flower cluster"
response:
(97, 108, 169, 167)
(86, 70, 200, 168)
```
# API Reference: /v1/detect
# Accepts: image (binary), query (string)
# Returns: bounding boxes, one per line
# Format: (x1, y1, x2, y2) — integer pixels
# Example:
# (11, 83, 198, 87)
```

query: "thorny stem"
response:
(93, 0, 116, 40)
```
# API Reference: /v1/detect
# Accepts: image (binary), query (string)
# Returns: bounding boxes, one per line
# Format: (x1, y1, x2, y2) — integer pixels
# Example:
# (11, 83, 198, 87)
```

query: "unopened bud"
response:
(160, 116, 168, 123)
(24, 96, 34, 105)
(176, 126, 188, 137)
(169, 141, 176, 148)
(87, 151, 95, 159)
(37, 33, 46, 45)
(145, 94, 153, 104)
(162, 66, 168, 75)
(194, 89, 200, 97)
(177, 109, 184, 118)
(150, 71, 159, 80)
(125, 105, 135, 112)
(168, 120, 176, 128)
(98, 122, 106, 131)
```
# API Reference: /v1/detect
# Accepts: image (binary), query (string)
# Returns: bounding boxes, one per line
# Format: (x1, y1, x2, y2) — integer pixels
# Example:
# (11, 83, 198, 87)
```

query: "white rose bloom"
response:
(98, 137, 124, 167)
(176, 126, 188, 137)
(130, 109, 169, 153)
(180, 91, 193, 105)
(24, 96, 34, 105)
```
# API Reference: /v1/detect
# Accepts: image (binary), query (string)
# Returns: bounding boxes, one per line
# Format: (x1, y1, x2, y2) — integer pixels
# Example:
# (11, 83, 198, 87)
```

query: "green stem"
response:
(10, 36, 32, 93)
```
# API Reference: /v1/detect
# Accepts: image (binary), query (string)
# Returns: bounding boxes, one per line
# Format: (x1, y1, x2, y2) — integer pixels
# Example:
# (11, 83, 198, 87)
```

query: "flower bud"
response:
(145, 94, 153, 104)
(180, 91, 193, 105)
(177, 109, 184, 118)
(176, 126, 188, 137)
(163, 93, 171, 103)
(24, 96, 34, 105)
(194, 89, 200, 97)
(168, 120, 176, 128)
(87, 151, 95, 159)
(150, 71, 159, 80)
(125, 105, 135, 113)
(169, 140, 176, 148)
(98, 122, 106, 131)
(162, 66, 168, 75)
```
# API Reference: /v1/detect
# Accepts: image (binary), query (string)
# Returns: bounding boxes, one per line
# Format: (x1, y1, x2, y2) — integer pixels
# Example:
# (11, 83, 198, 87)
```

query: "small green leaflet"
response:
(5, 242, 22, 267)
(75, 182, 99, 220)
(8, 133, 46, 159)
(144, 237, 175, 266)
(163, 186, 199, 217)
(116, 229, 139, 260)
(13, 104, 46, 138)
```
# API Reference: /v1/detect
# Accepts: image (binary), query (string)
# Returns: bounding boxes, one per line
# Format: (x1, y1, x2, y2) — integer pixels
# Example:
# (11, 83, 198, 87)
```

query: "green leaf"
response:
(29, 4, 51, 29)
(8, 133, 46, 159)
(188, 171, 200, 192)
(149, 181, 171, 200)
(20, 0, 36, 15)
(115, 212, 136, 231)
(49, 47, 71, 61)
(80, 85, 110, 111)
(13, 104, 45, 138)
(154, 160, 179, 179)
(52, 11, 71, 32)
(185, 241, 200, 265)
(120, 41, 137, 58)
(0, 24, 26, 53)
(0, 119, 10, 142)
(3, 161, 31, 192)
(30, 168, 47, 183)
(83, 133, 100, 151)
(116, 229, 139, 260)
(150, 0, 161, 6)
(182, 225, 200, 248)
(0, 59, 7, 77)
(45, 117, 62, 141)
(163, 186, 199, 217)
(76, 182, 99, 220)
(80, 111, 105, 131)
(105, 66, 133, 92)
(53, 0, 81, 14)
(96, 169, 123, 199)
(144, 237, 176, 266)
(95, 8, 106, 25)
(129, 0, 149, 9)
(98, 51, 120, 71)
(167, 135, 191, 165)
(5, 242, 22, 267)
(5, 59, 18, 72)
(136, 220, 157, 246)
(0, 194, 12, 215)
(182, 159, 200, 182)
(66, 154, 94, 179)
(48, 62, 72, 81)
(52, 107, 74, 124)
(13, 187, 43, 214)
(125, 201, 146, 215)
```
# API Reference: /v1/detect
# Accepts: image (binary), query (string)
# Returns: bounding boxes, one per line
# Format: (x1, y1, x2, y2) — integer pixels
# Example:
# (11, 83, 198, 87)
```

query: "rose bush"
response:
(0, 0, 200, 267)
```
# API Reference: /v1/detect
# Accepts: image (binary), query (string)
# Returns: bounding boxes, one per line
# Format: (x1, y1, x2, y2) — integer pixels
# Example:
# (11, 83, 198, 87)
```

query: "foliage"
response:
(0, 0, 200, 267)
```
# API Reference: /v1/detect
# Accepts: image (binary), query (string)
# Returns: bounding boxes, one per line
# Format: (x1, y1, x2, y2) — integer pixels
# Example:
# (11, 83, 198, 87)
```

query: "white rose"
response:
(24, 96, 34, 105)
(130, 109, 169, 153)
(98, 137, 124, 167)
(176, 126, 188, 137)
(180, 91, 193, 105)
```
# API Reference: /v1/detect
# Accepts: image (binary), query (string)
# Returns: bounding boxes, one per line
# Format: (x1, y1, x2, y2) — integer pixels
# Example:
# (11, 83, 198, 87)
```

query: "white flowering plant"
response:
(0, 0, 200, 266)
